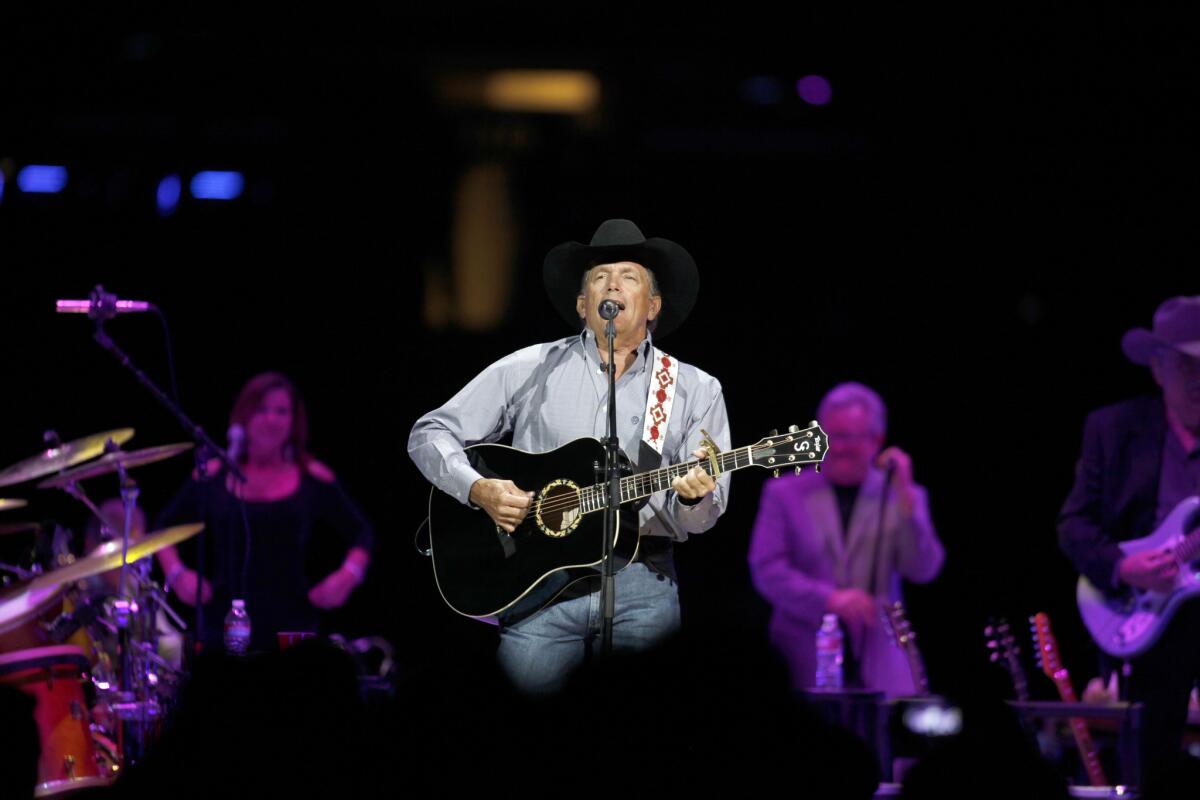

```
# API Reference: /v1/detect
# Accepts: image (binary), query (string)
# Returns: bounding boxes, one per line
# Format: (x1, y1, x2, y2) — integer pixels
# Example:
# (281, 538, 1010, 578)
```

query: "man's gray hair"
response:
(817, 381, 887, 438)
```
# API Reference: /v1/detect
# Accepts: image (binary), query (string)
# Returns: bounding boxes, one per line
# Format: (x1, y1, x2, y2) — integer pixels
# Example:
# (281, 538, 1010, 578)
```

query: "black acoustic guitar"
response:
(427, 423, 828, 619)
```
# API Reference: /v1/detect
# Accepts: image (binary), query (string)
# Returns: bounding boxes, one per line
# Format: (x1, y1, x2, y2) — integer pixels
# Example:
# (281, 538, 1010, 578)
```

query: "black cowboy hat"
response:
(1122, 295, 1200, 365)
(542, 219, 699, 338)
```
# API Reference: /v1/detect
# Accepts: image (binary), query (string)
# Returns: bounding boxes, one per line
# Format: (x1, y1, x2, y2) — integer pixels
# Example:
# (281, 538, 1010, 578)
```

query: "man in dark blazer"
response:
(1059, 295, 1200, 790)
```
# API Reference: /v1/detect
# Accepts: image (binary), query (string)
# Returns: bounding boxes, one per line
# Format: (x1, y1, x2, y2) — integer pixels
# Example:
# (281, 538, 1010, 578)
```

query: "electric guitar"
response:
(1032, 612, 1108, 787)
(427, 423, 828, 618)
(1076, 496, 1200, 658)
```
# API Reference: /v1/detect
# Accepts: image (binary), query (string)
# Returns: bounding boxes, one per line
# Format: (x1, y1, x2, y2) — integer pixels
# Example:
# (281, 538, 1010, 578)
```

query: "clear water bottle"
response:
(815, 613, 844, 689)
(223, 599, 251, 655)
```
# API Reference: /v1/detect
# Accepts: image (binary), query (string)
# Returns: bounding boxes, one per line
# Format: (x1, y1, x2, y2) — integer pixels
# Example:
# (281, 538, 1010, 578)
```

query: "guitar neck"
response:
(1048, 669, 1108, 786)
(579, 445, 756, 511)
(1008, 659, 1030, 702)
(1033, 613, 1108, 786)
(1178, 527, 1200, 563)
(900, 639, 929, 696)
(888, 605, 929, 695)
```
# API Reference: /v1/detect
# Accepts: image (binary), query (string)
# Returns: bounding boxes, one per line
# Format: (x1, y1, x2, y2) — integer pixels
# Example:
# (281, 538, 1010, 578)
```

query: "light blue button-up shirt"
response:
(408, 330, 730, 540)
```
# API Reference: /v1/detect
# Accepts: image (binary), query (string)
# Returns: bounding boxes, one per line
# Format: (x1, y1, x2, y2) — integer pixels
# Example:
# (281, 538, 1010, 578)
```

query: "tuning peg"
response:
(773, 469, 780, 479)
(814, 464, 821, 473)
(794, 466, 802, 476)
(787, 424, 800, 433)
(768, 428, 778, 437)
(809, 420, 819, 428)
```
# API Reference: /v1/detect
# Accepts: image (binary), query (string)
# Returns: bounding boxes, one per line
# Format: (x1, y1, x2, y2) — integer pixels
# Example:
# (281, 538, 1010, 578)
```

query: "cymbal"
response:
(37, 443, 194, 489)
(0, 429, 135, 488)
(31, 523, 204, 588)
(0, 499, 28, 512)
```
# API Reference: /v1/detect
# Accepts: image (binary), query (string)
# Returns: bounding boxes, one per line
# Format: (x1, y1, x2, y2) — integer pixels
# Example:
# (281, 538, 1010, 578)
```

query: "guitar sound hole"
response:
(537, 483, 582, 537)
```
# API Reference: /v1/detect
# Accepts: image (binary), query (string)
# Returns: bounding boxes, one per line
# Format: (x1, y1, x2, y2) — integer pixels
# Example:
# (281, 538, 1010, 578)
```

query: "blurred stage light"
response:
(485, 71, 599, 113)
(796, 75, 833, 106)
(190, 170, 244, 200)
(157, 174, 182, 216)
(17, 165, 69, 193)
(439, 70, 600, 114)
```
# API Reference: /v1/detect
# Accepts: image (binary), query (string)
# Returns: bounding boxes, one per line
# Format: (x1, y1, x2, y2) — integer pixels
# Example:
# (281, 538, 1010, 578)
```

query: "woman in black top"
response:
(155, 372, 373, 651)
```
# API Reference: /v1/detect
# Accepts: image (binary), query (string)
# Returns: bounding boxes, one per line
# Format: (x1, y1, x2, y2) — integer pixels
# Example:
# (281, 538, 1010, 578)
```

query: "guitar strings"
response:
(529, 441, 821, 516)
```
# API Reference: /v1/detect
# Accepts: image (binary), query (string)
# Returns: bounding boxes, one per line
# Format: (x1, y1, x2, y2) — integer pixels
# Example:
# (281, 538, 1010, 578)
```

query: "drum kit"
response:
(0, 428, 201, 797)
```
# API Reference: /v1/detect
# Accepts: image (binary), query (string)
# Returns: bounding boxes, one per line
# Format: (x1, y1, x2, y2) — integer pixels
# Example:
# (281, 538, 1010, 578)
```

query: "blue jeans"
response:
(496, 563, 680, 694)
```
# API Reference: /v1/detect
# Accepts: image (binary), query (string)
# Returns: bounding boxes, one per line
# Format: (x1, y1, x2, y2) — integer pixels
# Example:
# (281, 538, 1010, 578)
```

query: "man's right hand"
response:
(827, 588, 881, 630)
(1118, 549, 1179, 593)
(470, 478, 534, 533)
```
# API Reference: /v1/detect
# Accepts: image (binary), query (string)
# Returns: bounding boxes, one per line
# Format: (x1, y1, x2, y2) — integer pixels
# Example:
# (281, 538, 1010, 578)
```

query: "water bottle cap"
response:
(232, 599, 245, 610)
(822, 613, 838, 626)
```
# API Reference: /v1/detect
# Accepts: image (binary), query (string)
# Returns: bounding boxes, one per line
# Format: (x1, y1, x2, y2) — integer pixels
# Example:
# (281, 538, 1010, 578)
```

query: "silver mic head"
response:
(598, 299, 624, 320)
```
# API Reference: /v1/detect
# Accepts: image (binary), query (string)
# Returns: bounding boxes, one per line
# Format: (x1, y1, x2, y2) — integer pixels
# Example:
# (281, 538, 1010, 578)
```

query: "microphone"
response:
(56, 285, 155, 319)
(227, 423, 246, 463)
(598, 299, 624, 320)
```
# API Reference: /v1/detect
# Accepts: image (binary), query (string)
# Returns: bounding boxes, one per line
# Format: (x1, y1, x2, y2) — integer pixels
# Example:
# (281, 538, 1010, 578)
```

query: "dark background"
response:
(1, 4, 1194, 703)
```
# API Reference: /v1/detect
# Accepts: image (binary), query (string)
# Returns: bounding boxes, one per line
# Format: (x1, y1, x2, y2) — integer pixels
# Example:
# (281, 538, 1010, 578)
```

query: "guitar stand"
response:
(1008, 700, 1144, 789)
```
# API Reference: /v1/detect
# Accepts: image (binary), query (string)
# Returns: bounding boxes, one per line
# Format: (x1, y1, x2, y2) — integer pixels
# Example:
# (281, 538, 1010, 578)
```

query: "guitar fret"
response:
(610, 446, 755, 504)
(593, 440, 794, 507)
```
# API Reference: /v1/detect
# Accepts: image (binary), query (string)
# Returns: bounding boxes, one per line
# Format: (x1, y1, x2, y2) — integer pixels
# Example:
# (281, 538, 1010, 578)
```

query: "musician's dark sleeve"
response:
(155, 477, 204, 530)
(317, 479, 375, 553)
(1057, 410, 1126, 591)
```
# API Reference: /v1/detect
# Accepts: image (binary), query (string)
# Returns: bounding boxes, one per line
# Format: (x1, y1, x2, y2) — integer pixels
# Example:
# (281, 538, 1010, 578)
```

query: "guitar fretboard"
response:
(578, 446, 755, 512)
(1177, 528, 1200, 563)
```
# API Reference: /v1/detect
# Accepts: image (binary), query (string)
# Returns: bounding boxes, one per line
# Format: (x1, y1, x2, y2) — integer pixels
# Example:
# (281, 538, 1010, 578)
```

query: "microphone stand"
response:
(599, 302, 621, 656)
(88, 309, 245, 666)
(860, 460, 897, 688)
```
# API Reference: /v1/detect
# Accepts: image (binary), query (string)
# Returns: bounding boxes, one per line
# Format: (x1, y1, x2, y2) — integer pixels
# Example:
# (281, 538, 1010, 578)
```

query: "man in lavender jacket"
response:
(749, 382, 944, 696)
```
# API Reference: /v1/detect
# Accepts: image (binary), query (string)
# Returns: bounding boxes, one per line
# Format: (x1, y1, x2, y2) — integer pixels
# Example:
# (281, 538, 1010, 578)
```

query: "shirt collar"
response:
(578, 328, 654, 375)
(1164, 400, 1200, 458)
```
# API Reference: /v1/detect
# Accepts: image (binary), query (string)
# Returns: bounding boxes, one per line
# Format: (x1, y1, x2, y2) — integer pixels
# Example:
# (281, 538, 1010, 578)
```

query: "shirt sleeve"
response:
(407, 347, 535, 505)
(654, 375, 732, 535)
(155, 476, 204, 529)
(892, 483, 944, 584)
(314, 478, 375, 553)
(1057, 410, 1127, 591)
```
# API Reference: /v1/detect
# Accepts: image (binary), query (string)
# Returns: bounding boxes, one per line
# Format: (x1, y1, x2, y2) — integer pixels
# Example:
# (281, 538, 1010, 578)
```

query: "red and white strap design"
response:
(642, 349, 679, 455)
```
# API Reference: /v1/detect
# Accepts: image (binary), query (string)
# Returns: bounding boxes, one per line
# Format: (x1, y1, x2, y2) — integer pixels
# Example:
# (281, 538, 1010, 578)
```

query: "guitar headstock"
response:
(984, 616, 1029, 701)
(1031, 612, 1065, 679)
(752, 422, 828, 478)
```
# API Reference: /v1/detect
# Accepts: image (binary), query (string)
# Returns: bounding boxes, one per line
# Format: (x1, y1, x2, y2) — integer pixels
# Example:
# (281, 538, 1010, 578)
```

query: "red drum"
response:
(0, 645, 110, 797)
(0, 580, 104, 667)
